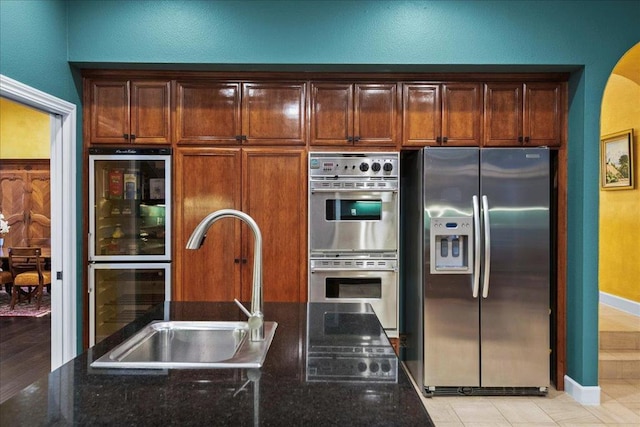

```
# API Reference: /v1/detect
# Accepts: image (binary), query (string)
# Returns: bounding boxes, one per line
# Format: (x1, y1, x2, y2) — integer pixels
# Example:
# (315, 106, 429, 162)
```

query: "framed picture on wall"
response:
(601, 129, 634, 190)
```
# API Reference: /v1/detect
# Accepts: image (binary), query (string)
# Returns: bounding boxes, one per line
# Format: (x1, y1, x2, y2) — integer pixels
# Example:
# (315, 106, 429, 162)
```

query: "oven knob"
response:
(357, 362, 367, 372)
(381, 362, 391, 373)
(371, 162, 381, 172)
(359, 162, 369, 172)
(383, 162, 393, 172)
(369, 362, 380, 373)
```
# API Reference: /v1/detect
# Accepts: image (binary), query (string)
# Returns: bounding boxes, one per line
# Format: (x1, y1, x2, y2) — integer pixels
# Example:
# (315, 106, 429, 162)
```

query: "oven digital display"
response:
(325, 277, 382, 299)
(325, 200, 382, 221)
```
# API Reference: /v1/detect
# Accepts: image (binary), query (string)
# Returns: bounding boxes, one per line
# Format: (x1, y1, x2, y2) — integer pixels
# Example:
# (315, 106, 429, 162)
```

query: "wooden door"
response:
(26, 170, 51, 245)
(402, 83, 441, 147)
(89, 80, 131, 144)
(242, 82, 306, 145)
(442, 83, 482, 146)
(310, 83, 353, 146)
(524, 82, 563, 147)
(483, 83, 523, 146)
(174, 148, 242, 301)
(242, 149, 306, 302)
(175, 81, 241, 144)
(130, 81, 171, 144)
(354, 83, 398, 147)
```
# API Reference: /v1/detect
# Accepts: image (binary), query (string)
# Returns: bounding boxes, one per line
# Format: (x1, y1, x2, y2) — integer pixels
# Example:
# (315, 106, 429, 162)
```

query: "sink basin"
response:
(91, 320, 277, 369)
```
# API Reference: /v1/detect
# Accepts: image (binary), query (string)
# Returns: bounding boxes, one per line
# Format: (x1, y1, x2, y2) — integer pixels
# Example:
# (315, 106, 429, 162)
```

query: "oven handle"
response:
(310, 267, 398, 273)
(310, 188, 398, 193)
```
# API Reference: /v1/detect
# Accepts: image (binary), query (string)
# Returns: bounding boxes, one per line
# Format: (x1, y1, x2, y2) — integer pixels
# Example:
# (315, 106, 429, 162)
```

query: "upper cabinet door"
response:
(483, 83, 523, 147)
(402, 83, 441, 147)
(524, 82, 563, 147)
(89, 80, 171, 144)
(484, 82, 563, 147)
(310, 83, 353, 146)
(175, 81, 241, 144)
(354, 83, 399, 147)
(442, 83, 482, 146)
(242, 82, 306, 145)
(130, 81, 171, 144)
(90, 80, 130, 144)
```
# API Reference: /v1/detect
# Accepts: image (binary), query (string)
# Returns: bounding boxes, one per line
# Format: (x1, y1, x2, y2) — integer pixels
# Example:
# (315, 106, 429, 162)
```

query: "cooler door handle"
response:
(472, 195, 481, 298)
(481, 195, 491, 298)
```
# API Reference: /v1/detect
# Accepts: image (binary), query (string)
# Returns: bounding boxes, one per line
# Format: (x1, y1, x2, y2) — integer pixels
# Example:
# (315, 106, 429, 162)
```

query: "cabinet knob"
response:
(442, 137, 448, 144)
(518, 136, 523, 143)
(123, 133, 129, 140)
(436, 136, 442, 143)
(524, 136, 530, 144)
(347, 136, 353, 142)
(130, 134, 136, 140)
(353, 136, 361, 142)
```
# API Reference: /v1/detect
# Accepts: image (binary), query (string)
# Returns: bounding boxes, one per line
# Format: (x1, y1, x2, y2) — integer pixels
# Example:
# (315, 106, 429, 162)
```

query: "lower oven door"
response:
(308, 267, 398, 330)
(309, 188, 398, 252)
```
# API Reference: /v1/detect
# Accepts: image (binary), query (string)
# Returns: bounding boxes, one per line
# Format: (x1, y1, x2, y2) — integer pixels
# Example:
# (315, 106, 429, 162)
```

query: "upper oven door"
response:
(309, 186, 398, 252)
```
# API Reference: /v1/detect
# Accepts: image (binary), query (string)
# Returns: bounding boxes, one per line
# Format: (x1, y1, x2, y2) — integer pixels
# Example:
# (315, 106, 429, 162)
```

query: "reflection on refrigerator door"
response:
(89, 263, 171, 346)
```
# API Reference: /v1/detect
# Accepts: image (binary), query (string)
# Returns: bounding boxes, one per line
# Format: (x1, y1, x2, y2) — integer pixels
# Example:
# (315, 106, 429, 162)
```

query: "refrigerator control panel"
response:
(430, 217, 473, 274)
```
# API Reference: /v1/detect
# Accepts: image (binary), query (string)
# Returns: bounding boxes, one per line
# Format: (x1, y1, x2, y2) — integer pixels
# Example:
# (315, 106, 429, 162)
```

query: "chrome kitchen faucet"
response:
(186, 209, 265, 341)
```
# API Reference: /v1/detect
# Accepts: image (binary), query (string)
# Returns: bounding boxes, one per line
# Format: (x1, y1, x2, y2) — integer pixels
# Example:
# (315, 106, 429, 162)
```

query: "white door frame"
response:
(1, 74, 78, 369)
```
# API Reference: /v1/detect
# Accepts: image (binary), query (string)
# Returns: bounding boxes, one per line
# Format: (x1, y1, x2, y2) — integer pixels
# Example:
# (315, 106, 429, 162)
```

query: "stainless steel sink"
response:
(91, 320, 277, 369)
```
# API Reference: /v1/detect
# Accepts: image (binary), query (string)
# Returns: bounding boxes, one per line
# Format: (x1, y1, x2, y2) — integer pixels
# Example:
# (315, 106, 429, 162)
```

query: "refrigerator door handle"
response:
(472, 195, 481, 298)
(481, 195, 491, 298)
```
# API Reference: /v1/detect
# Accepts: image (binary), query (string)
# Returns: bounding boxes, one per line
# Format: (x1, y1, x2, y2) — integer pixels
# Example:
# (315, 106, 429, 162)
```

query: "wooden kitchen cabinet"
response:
(174, 148, 306, 303)
(483, 82, 564, 147)
(88, 80, 171, 144)
(402, 83, 482, 147)
(175, 81, 306, 145)
(310, 82, 399, 147)
(0, 161, 51, 248)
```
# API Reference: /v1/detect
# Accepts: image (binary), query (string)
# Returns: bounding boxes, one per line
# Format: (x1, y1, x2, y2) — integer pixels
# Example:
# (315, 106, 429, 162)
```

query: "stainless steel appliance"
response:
(88, 147, 172, 345)
(308, 152, 400, 337)
(402, 147, 551, 396)
(306, 303, 398, 383)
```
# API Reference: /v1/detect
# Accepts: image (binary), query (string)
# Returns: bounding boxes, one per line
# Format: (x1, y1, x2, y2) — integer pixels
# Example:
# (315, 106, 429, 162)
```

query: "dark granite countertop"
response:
(0, 302, 432, 426)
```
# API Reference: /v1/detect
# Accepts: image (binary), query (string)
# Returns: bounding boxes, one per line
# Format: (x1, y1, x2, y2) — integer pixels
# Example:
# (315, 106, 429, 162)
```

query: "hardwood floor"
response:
(0, 315, 51, 404)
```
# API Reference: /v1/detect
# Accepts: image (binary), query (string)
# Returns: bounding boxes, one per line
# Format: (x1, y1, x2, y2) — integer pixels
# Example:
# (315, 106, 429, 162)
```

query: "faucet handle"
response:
(234, 299, 264, 331)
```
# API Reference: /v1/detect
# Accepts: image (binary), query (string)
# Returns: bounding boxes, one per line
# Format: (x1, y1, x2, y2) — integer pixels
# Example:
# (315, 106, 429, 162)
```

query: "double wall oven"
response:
(308, 152, 400, 337)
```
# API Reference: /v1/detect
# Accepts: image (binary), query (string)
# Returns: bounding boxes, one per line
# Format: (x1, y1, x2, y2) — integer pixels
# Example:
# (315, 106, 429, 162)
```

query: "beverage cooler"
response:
(88, 147, 171, 346)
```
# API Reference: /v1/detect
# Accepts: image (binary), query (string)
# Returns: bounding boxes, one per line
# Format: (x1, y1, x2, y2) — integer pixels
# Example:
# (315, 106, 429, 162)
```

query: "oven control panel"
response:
(309, 152, 399, 179)
(306, 351, 398, 383)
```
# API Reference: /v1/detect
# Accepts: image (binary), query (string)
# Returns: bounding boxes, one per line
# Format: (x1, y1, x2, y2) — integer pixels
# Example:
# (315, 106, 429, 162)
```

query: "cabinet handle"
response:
(234, 258, 240, 264)
(524, 136, 530, 144)
(353, 136, 361, 142)
(436, 136, 442, 143)
(235, 135, 242, 141)
(347, 136, 353, 142)
(442, 137, 448, 144)
(123, 133, 129, 140)
(242, 258, 247, 264)
(518, 136, 523, 143)
(130, 134, 136, 140)
(241, 135, 248, 141)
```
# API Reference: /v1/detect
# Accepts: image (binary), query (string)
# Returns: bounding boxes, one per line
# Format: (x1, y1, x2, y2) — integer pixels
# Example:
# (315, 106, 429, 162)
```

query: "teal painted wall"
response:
(2, 0, 639, 387)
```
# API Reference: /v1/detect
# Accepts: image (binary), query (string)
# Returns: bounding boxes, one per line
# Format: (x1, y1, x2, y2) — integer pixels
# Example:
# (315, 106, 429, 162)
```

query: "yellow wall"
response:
(599, 72, 640, 303)
(0, 98, 50, 159)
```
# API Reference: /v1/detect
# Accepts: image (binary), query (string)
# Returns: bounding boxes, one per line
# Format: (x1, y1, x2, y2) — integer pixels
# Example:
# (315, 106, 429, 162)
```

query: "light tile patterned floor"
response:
(409, 304, 640, 426)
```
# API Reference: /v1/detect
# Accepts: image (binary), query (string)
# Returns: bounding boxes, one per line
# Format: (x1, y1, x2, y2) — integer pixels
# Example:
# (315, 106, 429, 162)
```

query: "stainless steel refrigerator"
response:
(402, 147, 551, 396)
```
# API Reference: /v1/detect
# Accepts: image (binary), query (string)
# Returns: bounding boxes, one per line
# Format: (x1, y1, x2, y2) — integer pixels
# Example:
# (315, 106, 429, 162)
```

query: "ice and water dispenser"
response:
(430, 217, 473, 274)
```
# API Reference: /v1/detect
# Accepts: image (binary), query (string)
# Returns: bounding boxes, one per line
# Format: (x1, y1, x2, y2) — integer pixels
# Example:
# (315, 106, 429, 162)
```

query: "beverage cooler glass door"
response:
(89, 263, 171, 346)
(89, 149, 171, 261)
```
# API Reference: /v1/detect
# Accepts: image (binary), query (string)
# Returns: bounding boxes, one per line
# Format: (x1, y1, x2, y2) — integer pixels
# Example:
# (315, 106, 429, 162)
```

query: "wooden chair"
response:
(8, 247, 51, 310)
(0, 269, 13, 295)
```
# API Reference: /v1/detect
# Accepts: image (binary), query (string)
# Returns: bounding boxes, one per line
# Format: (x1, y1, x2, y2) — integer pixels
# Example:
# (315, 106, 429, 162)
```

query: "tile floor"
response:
(408, 304, 640, 426)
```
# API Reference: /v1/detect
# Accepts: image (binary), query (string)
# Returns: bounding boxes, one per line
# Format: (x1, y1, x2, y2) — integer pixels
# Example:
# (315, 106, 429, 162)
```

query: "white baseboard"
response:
(600, 291, 640, 316)
(564, 375, 601, 405)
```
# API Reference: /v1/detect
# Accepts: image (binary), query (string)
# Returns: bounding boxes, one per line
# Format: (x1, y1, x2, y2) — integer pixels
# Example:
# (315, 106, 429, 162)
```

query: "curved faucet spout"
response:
(186, 209, 264, 341)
